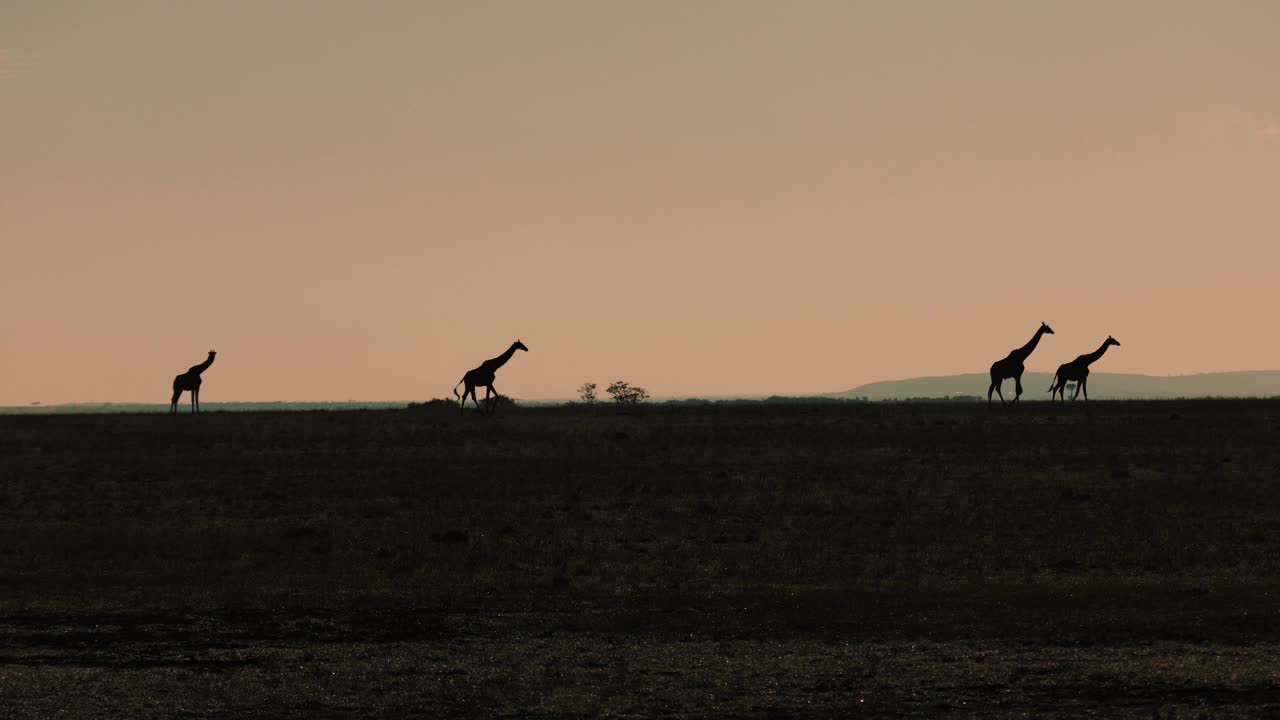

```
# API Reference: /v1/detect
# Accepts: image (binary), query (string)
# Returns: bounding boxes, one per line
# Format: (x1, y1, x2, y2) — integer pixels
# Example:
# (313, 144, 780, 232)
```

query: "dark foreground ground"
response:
(2, 401, 1280, 718)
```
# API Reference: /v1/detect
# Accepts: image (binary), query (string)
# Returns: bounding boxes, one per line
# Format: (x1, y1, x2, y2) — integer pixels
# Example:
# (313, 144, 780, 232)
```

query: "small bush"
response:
(406, 398, 459, 411)
(606, 380, 650, 406)
(409, 395, 518, 412)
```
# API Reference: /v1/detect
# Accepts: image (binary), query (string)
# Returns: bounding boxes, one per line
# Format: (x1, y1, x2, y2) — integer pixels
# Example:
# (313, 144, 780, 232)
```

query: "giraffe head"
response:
(208, 349, 217, 357)
(1105, 336, 1120, 347)
(513, 339, 529, 352)
(1040, 322, 1054, 335)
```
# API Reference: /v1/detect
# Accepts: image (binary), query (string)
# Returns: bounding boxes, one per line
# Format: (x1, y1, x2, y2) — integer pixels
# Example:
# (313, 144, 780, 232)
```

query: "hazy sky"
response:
(3, 1, 1278, 404)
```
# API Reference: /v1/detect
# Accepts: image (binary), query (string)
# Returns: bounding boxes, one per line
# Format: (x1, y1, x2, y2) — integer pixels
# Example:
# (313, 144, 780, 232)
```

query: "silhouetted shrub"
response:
(577, 383, 598, 404)
(485, 394, 518, 411)
(406, 398, 458, 411)
(606, 381, 649, 406)
(408, 395, 518, 412)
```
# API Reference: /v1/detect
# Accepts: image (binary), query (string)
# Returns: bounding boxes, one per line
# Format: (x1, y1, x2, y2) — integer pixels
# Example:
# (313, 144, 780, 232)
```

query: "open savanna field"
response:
(2, 400, 1280, 718)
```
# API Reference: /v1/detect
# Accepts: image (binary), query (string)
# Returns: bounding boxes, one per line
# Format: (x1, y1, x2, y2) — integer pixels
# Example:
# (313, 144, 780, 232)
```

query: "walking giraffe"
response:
(171, 350, 216, 414)
(1049, 336, 1120, 403)
(454, 340, 528, 415)
(988, 323, 1054, 408)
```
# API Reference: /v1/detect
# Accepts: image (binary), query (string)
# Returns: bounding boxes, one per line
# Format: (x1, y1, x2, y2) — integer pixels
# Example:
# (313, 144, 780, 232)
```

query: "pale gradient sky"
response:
(2, 1, 1279, 404)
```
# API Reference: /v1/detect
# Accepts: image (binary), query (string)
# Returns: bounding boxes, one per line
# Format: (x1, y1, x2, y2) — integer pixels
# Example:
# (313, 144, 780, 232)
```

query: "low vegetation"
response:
(605, 379, 649, 405)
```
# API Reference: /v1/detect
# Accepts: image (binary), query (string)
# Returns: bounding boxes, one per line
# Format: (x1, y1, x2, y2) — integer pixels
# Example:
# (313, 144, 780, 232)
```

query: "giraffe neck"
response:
(1013, 328, 1046, 361)
(1081, 341, 1111, 367)
(487, 345, 518, 370)
(191, 355, 215, 376)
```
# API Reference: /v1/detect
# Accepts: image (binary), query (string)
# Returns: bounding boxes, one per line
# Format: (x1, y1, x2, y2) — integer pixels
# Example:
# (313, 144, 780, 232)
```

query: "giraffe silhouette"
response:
(453, 340, 528, 415)
(1049, 336, 1120, 403)
(988, 323, 1054, 408)
(171, 350, 216, 414)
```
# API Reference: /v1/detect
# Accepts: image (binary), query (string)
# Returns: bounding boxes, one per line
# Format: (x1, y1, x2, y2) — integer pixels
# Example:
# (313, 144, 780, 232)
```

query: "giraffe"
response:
(171, 350, 216, 414)
(988, 323, 1054, 408)
(453, 340, 528, 415)
(1049, 336, 1120, 403)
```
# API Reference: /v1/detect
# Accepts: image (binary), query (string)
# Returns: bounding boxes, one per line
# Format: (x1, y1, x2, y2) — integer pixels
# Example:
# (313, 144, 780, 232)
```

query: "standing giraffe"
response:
(454, 340, 528, 415)
(171, 350, 216, 414)
(1049, 336, 1120, 403)
(988, 323, 1054, 408)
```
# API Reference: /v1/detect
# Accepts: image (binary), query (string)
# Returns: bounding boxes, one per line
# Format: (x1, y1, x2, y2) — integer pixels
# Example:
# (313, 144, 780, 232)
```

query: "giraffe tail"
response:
(1048, 372, 1059, 392)
(453, 379, 463, 398)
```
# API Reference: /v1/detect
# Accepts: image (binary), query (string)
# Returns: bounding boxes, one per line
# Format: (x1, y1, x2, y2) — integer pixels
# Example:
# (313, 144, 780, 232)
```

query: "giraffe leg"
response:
(1080, 378, 1088, 404)
(194, 388, 200, 414)
(1013, 375, 1024, 407)
(993, 381, 1005, 407)
(469, 387, 482, 412)
(483, 386, 493, 415)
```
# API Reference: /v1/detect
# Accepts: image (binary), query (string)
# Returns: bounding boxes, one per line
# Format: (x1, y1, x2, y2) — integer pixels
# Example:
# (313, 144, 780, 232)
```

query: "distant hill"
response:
(833, 371, 1280, 401)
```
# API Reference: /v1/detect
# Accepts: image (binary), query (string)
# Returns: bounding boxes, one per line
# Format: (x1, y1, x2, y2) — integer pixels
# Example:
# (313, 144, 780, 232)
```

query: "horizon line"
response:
(9, 369, 1280, 409)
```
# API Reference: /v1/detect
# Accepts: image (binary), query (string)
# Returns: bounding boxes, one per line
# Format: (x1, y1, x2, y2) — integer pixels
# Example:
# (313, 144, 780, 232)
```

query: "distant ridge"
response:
(833, 371, 1280, 401)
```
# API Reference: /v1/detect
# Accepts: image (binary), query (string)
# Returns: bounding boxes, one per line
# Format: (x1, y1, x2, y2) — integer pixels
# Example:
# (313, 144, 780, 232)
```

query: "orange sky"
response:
(2, 1, 1279, 404)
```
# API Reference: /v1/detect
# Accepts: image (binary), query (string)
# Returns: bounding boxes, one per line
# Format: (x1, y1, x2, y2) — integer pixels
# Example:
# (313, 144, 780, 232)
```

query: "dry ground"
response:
(2, 400, 1279, 717)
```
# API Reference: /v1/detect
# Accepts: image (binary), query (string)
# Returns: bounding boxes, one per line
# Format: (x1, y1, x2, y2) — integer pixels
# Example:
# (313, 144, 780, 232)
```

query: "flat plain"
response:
(2, 400, 1279, 718)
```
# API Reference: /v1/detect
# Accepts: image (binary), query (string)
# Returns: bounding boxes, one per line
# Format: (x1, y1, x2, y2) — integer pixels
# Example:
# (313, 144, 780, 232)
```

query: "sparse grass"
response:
(2, 401, 1280, 717)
